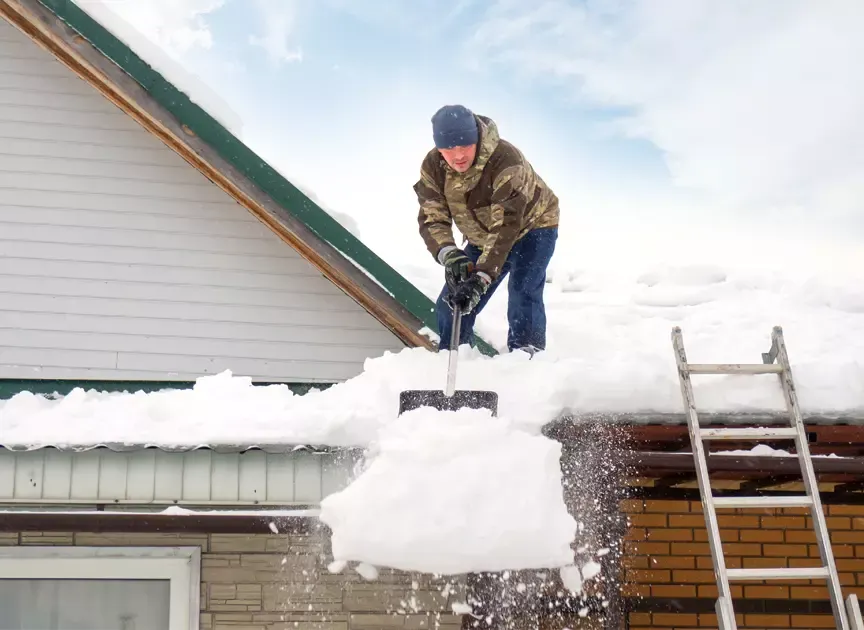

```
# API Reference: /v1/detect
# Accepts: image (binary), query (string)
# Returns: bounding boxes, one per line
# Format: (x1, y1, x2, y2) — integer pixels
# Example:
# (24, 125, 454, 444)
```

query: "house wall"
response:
(0, 18, 405, 384)
(0, 529, 604, 630)
(620, 498, 864, 629)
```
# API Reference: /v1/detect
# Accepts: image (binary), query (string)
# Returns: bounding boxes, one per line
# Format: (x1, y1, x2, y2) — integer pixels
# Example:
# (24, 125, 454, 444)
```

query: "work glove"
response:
(449, 271, 491, 314)
(439, 246, 474, 292)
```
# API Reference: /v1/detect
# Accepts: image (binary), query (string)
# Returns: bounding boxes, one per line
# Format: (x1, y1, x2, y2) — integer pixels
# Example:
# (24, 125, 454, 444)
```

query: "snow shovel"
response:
(398, 285, 498, 416)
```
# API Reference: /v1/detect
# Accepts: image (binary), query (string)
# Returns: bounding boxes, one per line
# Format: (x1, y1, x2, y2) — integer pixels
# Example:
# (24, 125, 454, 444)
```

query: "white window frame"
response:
(0, 545, 200, 630)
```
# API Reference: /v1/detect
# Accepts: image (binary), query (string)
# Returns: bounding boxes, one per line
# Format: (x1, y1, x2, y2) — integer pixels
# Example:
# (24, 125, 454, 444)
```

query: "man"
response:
(413, 104, 560, 354)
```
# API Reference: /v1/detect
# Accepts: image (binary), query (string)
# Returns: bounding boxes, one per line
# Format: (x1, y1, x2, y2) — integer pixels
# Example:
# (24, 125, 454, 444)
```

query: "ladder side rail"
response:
(672, 327, 738, 630)
(846, 594, 864, 630)
(771, 327, 850, 630)
(716, 596, 735, 630)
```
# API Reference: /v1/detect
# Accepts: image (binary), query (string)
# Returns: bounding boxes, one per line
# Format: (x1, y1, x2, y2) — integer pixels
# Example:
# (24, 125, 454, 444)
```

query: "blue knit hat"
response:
(431, 104, 479, 149)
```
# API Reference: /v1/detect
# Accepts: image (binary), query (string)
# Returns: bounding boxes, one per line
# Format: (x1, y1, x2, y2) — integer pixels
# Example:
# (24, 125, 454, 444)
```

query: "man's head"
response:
(431, 104, 478, 173)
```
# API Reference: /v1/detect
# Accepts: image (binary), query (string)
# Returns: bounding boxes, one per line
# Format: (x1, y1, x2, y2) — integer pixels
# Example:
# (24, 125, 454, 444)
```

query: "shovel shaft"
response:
(445, 307, 461, 397)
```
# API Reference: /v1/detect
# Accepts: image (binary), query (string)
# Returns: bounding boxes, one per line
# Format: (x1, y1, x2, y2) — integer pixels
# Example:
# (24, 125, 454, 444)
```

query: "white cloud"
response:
(465, 0, 864, 226)
(248, 0, 303, 65)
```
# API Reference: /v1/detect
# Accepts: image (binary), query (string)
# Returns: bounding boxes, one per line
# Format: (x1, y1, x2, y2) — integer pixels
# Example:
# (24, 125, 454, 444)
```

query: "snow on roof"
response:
(313, 263, 861, 581)
(1, 264, 861, 452)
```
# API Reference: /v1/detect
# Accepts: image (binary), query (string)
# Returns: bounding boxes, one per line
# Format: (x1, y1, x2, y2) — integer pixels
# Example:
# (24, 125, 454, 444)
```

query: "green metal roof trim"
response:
(34, 0, 497, 356)
(0, 379, 334, 401)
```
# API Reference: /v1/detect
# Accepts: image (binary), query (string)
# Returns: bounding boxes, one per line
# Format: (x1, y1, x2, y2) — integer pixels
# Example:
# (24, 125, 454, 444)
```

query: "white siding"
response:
(0, 447, 356, 506)
(0, 20, 406, 383)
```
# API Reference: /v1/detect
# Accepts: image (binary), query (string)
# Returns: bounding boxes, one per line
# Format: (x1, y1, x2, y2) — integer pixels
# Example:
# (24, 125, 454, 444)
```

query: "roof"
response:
(1, 410, 862, 455)
(0, 0, 497, 355)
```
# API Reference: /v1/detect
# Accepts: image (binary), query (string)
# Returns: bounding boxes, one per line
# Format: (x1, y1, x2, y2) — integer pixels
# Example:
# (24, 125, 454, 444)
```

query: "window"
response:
(0, 546, 200, 630)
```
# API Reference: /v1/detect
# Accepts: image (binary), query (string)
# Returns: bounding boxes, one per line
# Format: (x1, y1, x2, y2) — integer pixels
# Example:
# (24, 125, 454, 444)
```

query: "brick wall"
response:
(619, 498, 864, 629)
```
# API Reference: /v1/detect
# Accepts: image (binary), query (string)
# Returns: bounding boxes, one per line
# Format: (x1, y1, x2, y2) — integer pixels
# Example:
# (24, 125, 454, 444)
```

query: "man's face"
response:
(438, 144, 477, 173)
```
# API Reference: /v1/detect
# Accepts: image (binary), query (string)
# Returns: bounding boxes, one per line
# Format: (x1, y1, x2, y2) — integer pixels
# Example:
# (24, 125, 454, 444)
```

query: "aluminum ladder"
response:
(671, 326, 863, 630)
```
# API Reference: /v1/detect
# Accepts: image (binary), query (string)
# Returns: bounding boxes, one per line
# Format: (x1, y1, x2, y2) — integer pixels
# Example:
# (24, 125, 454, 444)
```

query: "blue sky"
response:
(77, 0, 864, 276)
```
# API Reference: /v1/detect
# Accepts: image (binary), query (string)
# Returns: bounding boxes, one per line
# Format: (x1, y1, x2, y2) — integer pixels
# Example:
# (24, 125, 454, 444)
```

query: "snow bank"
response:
(1, 265, 862, 450)
(318, 407, 578, 575)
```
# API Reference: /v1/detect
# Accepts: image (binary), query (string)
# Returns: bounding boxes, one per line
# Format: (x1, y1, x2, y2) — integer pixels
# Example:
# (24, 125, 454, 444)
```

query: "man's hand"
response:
(449, 271, 491, 314)
(439, 246, 474, 291)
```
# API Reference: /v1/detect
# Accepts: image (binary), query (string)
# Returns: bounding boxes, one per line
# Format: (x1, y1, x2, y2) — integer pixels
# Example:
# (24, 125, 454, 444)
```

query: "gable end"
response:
(0, 0, 470, 352)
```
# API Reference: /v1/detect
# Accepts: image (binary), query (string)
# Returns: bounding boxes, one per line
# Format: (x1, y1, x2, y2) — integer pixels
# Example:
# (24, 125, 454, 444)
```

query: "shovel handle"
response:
(444, 308, 461, 397)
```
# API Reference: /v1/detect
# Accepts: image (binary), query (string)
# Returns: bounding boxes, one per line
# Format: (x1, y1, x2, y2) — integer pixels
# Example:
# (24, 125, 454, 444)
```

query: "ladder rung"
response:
(713, 496, 812, 509)
(688, 363, 783, 375)
(700, 427, 799, 440)
(727, 566, 829, 581)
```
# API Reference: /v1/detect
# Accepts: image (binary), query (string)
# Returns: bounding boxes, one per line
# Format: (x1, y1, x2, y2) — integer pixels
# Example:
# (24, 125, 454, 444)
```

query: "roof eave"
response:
(0, 443, 360, 454)
(549, 410, 864, 427)
(3, 411, 863, 455)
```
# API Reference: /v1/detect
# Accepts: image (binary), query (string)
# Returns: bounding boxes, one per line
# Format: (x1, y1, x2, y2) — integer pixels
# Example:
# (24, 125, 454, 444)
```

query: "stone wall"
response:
(0, 529, 606, 630)
(0, 529, 465, 629)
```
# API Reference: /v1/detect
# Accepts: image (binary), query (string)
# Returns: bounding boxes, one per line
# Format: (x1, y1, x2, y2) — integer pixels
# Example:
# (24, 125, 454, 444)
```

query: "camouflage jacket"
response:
(413, 114, 559, 280)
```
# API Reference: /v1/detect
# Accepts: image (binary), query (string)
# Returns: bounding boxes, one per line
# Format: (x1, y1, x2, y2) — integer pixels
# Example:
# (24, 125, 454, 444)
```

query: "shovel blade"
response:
(398, 389, 498, 416)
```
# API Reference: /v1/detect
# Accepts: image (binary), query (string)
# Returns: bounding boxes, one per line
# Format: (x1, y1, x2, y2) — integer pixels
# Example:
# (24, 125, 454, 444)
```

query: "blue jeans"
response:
(436, 226, 558, 352)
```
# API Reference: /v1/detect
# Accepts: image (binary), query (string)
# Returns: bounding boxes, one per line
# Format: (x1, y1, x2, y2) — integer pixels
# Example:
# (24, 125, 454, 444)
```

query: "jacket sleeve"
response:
(414, 155, 456, 260)
(475, 164, 531, 279)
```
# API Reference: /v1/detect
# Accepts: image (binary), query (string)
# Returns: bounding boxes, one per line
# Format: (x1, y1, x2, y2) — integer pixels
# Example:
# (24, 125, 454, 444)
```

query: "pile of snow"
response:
(318, 407, 579, 575)
(1, 265, 863, 450)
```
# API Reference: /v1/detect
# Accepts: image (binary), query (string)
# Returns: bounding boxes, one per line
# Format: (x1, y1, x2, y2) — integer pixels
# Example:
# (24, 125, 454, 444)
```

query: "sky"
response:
(73, 0, 864, 279)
